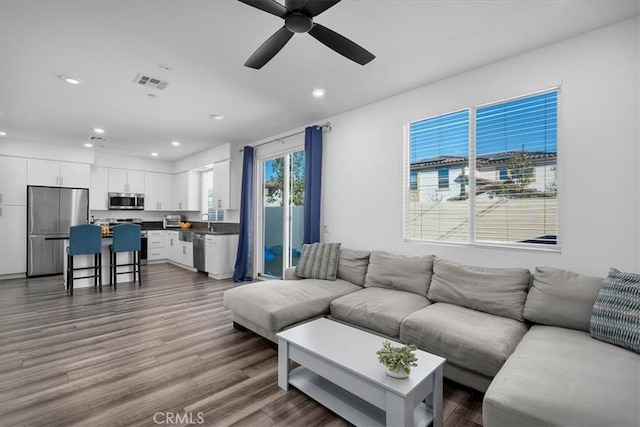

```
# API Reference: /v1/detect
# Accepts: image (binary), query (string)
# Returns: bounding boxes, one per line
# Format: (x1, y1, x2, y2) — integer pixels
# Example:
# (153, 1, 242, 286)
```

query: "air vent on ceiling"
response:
(88, 135, 109, 142)
(134, 73, 169, 90)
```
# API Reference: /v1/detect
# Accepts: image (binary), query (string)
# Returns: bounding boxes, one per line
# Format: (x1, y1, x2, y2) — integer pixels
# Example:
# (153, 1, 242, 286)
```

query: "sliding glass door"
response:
(261, 150, 304, 278)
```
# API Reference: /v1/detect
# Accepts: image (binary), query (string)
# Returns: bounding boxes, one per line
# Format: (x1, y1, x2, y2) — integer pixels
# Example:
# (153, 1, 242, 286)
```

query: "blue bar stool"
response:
(67, 224, 103, 296)
(109, 223, 142, 289)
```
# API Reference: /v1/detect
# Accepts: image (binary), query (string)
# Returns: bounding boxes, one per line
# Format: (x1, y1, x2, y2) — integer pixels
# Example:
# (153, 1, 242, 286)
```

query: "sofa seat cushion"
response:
(483, 325, 640, 427)
(330, 287, 431, 338)
(223, 278, 361, 332)
(400, 303, 529, 377)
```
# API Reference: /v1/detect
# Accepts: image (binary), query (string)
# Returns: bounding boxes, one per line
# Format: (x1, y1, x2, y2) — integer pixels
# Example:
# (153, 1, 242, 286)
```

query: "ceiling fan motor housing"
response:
(285, 12, 313, 33)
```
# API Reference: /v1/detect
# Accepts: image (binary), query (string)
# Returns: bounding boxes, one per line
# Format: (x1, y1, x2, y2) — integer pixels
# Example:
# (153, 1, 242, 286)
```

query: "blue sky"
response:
(410, 91, 558, 162)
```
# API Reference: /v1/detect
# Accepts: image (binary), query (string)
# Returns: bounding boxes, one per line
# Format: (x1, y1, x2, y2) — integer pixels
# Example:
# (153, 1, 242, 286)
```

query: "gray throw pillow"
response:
(295, 242, 342, 281)
(590, 268, 640, 353)
(427, 257, 531, 321)
(524, 267, 604, 331)
(364, 251, 434, 297)
(336, 248, 370, 286)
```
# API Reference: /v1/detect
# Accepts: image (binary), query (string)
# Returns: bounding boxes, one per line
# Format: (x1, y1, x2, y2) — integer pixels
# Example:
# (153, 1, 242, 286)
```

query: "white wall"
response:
(296, 18, 638, 277)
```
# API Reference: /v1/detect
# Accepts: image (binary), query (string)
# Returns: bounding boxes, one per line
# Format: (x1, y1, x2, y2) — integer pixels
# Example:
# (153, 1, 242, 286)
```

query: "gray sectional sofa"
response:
(223, 248, 640, 427)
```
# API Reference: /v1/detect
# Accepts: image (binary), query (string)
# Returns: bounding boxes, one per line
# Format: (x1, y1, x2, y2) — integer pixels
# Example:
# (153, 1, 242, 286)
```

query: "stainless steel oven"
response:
(108, 193, 144, 210)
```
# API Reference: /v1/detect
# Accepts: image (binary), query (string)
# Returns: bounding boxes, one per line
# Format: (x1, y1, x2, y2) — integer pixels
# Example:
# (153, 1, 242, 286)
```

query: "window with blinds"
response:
(406, 88, 559, 248)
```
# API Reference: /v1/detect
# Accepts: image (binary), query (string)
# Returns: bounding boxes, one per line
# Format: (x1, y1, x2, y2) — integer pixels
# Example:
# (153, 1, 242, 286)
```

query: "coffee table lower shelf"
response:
(289, 366, 434, 427)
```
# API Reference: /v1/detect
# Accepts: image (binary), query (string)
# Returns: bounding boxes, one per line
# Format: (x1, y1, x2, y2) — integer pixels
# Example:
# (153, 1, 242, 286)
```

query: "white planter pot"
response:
(386, 368, 409, 379)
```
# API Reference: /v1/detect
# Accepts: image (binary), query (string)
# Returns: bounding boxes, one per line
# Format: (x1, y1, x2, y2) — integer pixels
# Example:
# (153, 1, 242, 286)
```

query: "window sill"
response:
(404, 238, 562, 254)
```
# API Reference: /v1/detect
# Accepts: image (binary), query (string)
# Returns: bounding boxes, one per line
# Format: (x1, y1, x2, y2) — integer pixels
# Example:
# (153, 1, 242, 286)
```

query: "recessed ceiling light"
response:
(84, 143, 93, 148)
(210, 114, 225, 120)
(59, 75, 83, 85)
(172, 141, 181, 146)
(93, 128, 105, 134)
(312, 88, 326, 98)
(0, 131, 6, 136)
(151, 152, 159, 157)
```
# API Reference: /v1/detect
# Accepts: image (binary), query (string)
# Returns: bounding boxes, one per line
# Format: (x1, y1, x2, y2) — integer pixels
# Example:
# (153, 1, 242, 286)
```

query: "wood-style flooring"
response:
(0, 263, 483, 426)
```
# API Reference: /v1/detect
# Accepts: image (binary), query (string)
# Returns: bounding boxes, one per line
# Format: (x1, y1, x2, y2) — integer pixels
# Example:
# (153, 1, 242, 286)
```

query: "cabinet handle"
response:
(0, 193, 2, 203)
(182, 246, 186, 254)
(218, 199, 222, 209)
(59, 176, 63, 186)
(0, 207, 2, 217)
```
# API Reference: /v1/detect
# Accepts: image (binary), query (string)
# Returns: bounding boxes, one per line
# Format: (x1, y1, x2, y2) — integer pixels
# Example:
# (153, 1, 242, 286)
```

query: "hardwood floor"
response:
(0, 263, 483, 426)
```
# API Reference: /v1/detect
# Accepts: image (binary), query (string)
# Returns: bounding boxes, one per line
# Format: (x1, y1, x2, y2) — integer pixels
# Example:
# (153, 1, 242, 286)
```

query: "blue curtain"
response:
(233, 146, 254, 282)
(303, 126, 323, 244)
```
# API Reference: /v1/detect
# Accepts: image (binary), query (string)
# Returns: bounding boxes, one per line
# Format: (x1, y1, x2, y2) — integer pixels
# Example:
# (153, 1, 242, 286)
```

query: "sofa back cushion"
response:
(427, 257, 531, 321)
(364, 251, 434, 297)
(524, 267, 604, 331)
(295, 242, 342, 280)
(336, 248, 370, 286)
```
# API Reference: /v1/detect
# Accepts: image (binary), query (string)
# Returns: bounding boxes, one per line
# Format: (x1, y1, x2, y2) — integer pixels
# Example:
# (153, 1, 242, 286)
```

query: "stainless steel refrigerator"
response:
(27, 185, 89, 277)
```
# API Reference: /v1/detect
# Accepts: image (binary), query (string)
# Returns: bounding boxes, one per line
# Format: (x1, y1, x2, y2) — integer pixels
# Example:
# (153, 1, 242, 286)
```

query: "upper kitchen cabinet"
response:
(212, 159, 241, 210)
(108, 169, 144, 194)
(0, 156, 27, 205)
(144, 172, 173, 211)
(172, 170, 199, 211)
(27, 159, 90, 188)
(90, 166, 109, 210)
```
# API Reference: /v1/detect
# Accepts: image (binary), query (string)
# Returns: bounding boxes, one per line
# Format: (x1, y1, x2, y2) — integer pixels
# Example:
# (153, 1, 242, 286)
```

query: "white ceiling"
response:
(1, 0, 638, 161)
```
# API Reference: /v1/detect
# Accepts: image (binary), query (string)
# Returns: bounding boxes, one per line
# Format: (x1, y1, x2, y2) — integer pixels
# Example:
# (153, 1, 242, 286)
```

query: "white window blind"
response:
(406, 89, 559, 248)
(407, 110, 469, 243)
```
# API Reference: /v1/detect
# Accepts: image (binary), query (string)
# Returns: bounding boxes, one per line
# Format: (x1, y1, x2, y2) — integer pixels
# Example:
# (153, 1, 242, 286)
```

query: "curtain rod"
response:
(239, 122, 331, 152)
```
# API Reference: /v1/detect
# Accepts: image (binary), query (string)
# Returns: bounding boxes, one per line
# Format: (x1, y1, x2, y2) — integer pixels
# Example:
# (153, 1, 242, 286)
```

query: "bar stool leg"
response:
(98, 253, 102, 292)
(113, 251, 117, 290)
(94, 254, 98, 288)
(69, 255, 74, 296)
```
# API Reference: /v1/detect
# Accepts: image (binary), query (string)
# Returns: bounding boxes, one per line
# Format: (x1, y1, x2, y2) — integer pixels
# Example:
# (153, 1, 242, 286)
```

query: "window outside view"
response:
(407, 90, 558, 246)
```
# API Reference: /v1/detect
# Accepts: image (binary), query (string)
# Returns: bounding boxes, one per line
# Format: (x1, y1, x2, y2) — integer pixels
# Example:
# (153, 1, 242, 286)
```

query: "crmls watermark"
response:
(153, 412, 204, 425)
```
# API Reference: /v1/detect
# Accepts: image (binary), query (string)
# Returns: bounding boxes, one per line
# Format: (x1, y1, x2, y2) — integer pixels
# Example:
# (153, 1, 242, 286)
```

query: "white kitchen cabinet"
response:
(144, 172, 173, 211)
(90, 166, 109, 210)
(177, 241, 193, 268)
(108, 169, 145, 194)
(166, 231, 180, 262)
(146, 230, 166, 261)
(172, 170, 199, 211)
(0, 205, 27, 275)
(27, 159, 90, 188)
(205, 234, 238, 279)
(0, 156, 27, 205)
(212, 159, 241, 210)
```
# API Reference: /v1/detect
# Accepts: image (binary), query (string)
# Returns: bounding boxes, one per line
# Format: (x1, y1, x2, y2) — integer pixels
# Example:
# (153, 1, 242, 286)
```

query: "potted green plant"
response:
(376, 340, 418, 379)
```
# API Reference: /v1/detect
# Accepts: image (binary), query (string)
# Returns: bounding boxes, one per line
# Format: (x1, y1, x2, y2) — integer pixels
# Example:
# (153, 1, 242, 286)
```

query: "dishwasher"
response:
(192, 232, 206, 272)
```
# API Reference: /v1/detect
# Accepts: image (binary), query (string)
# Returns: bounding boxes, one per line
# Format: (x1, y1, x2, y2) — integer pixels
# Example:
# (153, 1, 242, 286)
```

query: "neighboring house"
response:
(410, 151, 557, 203)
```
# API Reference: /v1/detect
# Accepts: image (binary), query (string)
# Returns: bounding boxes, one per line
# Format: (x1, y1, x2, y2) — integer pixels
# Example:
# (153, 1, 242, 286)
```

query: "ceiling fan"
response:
(238, 0, 375, 69)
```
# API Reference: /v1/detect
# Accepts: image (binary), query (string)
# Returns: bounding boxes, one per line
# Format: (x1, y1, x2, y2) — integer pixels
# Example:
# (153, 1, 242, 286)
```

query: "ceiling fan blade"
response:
(285, 0, 308, 11)
(302, 0, 341, 17)
(308, 23, 375, 65)
(244, 26, 294, 69)
(237, 0, 288, 18)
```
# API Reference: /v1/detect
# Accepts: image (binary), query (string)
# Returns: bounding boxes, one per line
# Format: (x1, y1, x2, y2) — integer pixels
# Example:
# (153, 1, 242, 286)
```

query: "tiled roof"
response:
(411, 151, 556, 170)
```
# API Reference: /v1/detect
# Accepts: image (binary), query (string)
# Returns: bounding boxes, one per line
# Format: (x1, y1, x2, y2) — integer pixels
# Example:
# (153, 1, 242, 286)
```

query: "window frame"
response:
(404, 87, 561, 252)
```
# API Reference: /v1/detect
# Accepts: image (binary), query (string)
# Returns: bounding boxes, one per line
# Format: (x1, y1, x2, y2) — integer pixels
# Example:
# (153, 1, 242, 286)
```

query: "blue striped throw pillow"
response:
(295, 243, 341, 281)
(590, 268, 640, 353)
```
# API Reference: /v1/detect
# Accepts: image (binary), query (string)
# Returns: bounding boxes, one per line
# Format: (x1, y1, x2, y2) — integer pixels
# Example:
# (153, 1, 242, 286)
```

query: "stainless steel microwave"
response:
(108, 192, 144, 210)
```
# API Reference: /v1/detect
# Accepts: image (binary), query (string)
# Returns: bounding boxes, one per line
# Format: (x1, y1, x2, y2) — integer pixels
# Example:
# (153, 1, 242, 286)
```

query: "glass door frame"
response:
(255, 146, 303, 279)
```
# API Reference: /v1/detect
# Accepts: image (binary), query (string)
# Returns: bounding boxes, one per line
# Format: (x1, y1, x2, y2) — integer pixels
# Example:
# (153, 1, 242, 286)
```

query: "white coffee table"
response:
(277, 318, 446, 427)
